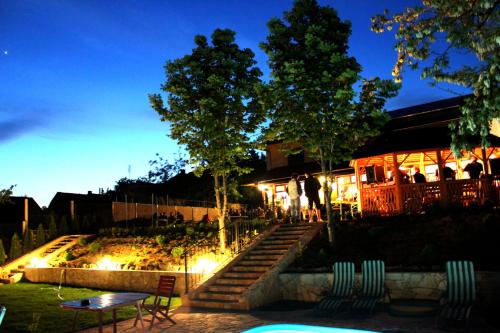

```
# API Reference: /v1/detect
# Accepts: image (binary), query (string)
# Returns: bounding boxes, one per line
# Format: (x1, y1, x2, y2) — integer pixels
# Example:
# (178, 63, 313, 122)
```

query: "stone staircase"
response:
(0, 235, 90, 284)
(184, 223, 324, 310)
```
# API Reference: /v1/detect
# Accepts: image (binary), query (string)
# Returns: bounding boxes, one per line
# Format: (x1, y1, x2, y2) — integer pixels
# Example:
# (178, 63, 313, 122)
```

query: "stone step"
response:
(207, 285, 248, 293)
(231, 265, 270, 272)
(238, 260, 275, 266)
(249, 249, 288, 255)
(275, 228, 309, 233)
(279, 224, 311, 228)
(244, 254, 282, 260)
(197, 292, 241, 302)
(253, 244, 291, 251)
(215, 278, 256, 286)
(188, 299, 246, 310)
(222, 272, 262, 279)
(261, 240, 296, 245)
(267, 235, 302, 240)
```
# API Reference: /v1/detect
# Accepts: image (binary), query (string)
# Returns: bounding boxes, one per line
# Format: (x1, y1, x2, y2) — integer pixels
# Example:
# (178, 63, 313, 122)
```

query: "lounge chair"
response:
(437, 261, 476, 331)
(134, 275, 176, 330)
(315, 262, 355, 315)
(0, 305, 5, 326)
(351, 260, 385, 315)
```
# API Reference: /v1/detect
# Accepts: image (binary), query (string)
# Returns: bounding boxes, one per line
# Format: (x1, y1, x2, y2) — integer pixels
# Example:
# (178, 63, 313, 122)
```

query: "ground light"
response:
(242, 324, 379, 333)
(27, 256, 49, 268)
(96, 256, 121, 270)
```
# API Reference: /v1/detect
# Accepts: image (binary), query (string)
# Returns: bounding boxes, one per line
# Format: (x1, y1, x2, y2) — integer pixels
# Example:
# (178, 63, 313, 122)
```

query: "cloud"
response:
(0, 117, 43, 143)
(0, 102, 53, 143)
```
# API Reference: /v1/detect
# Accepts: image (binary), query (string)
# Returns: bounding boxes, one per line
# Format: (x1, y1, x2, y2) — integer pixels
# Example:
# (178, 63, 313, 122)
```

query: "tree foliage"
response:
(22, 229, 33, 254)
(261, 0, 399, 241)
(48, 215, 58, 240)
(35, 223, 46, 248)
(150, 29, 264, 250)
(372, 0, 499, 153)
(0, 185, 15, 204)
(0, 239, 7, 265)
(59, 216, 69, 236)
(9, 233, 22, 260)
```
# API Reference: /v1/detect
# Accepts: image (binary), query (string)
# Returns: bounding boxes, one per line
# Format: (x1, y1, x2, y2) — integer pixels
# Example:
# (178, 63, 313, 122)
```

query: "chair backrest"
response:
(446, 261, 476, 305)
(360, 260, 385, 298)
(156, 275, 176, 298)
(330, 262, 355, 298)
(0, 306, 6, 326)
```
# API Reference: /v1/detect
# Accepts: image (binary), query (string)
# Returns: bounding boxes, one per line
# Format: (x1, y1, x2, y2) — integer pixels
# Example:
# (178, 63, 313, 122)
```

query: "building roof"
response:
(244, 161, 353, 185)
(354, 95, 500, 158)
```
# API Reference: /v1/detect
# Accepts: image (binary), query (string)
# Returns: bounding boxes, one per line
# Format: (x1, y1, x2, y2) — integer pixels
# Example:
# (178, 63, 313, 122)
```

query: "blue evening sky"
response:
(0, 0, 474, 207)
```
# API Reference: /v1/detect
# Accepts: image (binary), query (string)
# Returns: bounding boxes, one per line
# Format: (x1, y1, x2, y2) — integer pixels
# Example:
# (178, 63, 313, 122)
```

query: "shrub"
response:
(155, 235, 168, 246)
(59, 216, 69, 236)
(35, 223, 46, 248)
(22, 230, 34, 254)
(89, 242, 102, 254)
(77, 237, 87, 246)
(0, 239, 7, 264)
(9, 233, 22, 260)
(48, 215, 58, 240)
(64, 250, 75, 261)
(171, 246, 185, 258)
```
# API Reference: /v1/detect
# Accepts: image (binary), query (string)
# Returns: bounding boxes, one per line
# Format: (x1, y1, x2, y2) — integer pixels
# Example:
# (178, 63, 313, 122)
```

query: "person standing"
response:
(464, 157, 483, 179)
(304, 172, 323, 222)
(413, 167, 426, 183)
(286, 173, 302, 223)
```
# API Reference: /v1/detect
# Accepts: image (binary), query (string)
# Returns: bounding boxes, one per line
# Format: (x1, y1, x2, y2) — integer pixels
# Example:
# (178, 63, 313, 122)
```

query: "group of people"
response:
(400, 157, 484, 184)
(286, 172, 323, 223)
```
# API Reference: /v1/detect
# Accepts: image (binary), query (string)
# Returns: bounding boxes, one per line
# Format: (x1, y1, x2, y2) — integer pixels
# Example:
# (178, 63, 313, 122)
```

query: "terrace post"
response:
(354, 160, 363, 214)
(481, 148, 493, 203)
(392, 153, 403, 213)
(436, 150, 449, 204)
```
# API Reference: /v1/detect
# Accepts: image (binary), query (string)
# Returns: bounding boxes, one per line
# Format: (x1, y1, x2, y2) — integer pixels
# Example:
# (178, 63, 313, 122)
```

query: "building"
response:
(252, 96, 500, 217)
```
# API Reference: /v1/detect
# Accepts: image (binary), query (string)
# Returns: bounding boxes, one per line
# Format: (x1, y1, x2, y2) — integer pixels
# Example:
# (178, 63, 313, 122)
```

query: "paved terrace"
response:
(79, 306, 498, 333)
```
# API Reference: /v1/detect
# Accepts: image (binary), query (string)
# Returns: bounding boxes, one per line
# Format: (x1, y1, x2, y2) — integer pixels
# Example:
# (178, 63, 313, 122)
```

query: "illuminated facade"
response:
(251, 96, 500, 217)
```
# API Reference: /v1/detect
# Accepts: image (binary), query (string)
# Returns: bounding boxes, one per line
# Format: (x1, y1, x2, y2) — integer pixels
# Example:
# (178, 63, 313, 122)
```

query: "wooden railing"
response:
(446, 179, 484, 206)
(360, 185, 398, 216)
(400, 182, 442, 213)
(360, 179, 499, 216)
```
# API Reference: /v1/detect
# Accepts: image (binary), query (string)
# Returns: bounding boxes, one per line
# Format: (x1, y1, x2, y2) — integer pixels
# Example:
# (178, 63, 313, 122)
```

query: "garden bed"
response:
(289, 206, 500, 272)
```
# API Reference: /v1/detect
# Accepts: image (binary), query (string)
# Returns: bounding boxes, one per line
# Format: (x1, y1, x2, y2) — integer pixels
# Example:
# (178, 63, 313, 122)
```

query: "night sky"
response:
(0, 0, 475, 207)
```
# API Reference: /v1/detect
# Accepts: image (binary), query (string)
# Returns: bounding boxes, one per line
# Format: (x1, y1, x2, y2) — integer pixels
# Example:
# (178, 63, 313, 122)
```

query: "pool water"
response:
(241, 324, 379, 333)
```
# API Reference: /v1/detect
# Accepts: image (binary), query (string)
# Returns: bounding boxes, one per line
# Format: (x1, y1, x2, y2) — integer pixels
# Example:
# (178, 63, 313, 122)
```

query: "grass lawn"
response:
(0, 282, 182, 333)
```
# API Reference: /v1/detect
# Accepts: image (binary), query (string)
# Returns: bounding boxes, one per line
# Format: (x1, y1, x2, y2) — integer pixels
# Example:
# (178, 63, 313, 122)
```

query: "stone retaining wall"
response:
(279, 271, 500, 305)
(24, 267, 200, 296)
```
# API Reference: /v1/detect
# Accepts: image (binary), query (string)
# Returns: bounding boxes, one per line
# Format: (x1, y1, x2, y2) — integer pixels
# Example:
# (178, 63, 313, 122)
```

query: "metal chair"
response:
(134, 276, 176, 330)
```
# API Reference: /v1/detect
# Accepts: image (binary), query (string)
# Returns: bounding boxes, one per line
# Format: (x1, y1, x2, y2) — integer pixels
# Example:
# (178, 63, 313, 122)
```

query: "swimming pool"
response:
(241, 324, 379, 333)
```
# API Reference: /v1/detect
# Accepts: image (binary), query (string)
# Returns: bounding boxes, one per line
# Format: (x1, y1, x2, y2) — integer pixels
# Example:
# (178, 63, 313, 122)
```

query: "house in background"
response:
(48, 191, 113, 220)
(0, 196, 43, 244)
(251, 96, 500, 217)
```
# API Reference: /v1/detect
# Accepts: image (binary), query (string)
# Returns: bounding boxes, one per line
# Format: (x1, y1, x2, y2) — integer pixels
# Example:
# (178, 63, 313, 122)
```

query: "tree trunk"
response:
(214, 175, 226, 251)
(320, 155, 334, 244)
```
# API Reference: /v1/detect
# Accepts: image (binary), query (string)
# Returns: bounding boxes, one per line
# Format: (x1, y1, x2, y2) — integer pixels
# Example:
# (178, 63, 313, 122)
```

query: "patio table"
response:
(61, 292, 149, 333)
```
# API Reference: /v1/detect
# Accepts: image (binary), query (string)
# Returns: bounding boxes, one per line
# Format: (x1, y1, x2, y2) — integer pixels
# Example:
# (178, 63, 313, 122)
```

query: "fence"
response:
(112, 201, 258, 223)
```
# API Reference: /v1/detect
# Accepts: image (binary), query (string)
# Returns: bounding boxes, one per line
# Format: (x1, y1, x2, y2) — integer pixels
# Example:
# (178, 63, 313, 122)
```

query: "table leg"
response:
(136, 301, 145, 330)
(98, 311, 103, 333)
(72, 311, 79, 332)
(113, 309, 117, 333)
